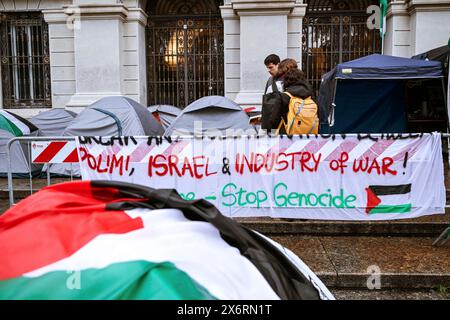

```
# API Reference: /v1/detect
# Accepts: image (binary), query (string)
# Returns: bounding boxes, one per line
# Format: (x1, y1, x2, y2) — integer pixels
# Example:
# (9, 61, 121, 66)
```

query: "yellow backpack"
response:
(279, 92, 319, 135)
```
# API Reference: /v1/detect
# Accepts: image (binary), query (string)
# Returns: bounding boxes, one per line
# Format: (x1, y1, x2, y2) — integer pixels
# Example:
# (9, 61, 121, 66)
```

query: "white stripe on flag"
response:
(24, 208, 280, 300)
(0, 110, 30, 135)
(378, 194, 411, 206)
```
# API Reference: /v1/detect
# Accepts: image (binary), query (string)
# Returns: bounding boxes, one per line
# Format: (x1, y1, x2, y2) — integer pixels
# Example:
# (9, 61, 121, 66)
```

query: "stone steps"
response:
(269, 235, 450, 290)
(239, 218, 449, 237)
(330, 289, 450, 300)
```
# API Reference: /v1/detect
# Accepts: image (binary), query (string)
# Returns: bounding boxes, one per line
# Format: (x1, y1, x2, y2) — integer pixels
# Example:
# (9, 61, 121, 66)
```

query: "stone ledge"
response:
(408, 0, 450, 13)
(232, 0, 297, 16)
(63, 4, 129, 22)
(241, 221, 449, 237)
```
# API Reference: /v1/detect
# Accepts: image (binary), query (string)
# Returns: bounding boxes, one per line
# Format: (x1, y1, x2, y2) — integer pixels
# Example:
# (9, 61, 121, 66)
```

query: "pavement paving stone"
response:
(331, 289, 450, 300)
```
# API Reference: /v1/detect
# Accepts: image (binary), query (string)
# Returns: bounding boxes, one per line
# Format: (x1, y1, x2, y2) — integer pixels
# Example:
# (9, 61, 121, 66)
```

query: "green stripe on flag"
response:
(0, 114, 23, 137)
(370, 204, 412, 214)
(0, 260, 217, 300)
(380, 0, 388, 38)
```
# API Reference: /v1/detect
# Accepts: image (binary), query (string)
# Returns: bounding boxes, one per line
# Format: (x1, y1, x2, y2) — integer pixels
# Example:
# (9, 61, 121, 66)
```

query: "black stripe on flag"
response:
(95, 180, 322, 300)
(369, 184, 412, 196)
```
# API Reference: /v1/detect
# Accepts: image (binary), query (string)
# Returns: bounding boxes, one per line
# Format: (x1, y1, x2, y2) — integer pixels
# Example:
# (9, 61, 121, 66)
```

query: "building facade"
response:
(0, 0, 449, 118)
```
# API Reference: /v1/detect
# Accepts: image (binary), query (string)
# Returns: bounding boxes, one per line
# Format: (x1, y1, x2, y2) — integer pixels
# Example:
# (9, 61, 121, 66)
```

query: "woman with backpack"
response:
(276, 68, 318, 135)
(261, 58, 299, 132)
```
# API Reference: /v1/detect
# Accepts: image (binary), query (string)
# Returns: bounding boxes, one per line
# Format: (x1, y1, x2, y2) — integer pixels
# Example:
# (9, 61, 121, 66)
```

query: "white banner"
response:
(77, 133, 446, 220)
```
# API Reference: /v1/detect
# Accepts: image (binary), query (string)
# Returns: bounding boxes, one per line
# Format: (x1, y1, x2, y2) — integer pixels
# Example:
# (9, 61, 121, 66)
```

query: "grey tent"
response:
(50, 96, 164, 176)
(0, 111, 41, 177)
(64, 96, 164, 137)
(148, 104, 181, 130)
(30, 109, 77, 136)
(165, 96, 256, 136)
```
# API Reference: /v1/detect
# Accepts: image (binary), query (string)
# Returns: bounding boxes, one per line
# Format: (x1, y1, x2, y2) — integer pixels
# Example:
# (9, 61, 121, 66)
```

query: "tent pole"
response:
(329, 79, 339, 132)
(445, 74, 450, 166)
(441, 76, 450, 166)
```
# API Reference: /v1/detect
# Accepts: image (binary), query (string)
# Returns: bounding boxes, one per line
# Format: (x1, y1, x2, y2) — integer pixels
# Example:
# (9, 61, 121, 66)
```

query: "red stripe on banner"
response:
(325, 141, 359, 161)
(0, 181, 144, 281)
(163, 140, 189, 157)
(63, 148, 79, 163)
(301, 140, 328, 155)
(130, 141, 155, 163)
(33, 141, 67, 163)
(357, 140, 396, 161)
(392, 138, 424, 161)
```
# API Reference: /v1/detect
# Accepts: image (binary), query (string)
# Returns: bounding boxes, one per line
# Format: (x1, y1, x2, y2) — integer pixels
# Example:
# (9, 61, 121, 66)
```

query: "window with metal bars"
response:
(302, 0, 382, 95)
(0, 12, 52, 108)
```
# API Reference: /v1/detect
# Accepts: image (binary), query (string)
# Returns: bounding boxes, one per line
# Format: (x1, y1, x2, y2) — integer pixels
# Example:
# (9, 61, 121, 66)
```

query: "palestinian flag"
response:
(366, 184, 412, 214)
(0, 181, 333, 300)
(380, 0, 388, 38)
(0, 110, 38, 137)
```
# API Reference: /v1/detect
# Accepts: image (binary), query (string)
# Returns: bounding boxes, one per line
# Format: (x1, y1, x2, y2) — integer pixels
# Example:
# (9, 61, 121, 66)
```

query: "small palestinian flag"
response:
(0, 110, 38, 137)
(0, 181, 333, 300)
(366, 184, 412, 214)
(380, 0, 388, 38)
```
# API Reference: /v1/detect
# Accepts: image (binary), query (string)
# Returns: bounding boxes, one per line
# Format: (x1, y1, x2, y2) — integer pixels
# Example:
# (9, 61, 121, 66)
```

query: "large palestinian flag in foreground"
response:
(0, 181, 334, 300)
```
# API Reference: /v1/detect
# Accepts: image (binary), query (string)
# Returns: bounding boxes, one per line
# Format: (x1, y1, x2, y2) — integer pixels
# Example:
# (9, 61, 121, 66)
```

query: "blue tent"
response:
(318, 54, 445, 134)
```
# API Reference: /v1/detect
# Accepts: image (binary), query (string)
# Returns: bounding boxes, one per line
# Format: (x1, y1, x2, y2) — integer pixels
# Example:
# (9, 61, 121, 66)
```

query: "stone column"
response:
(43, 9, 76, 110)
(66, 0, 128, 110)
(408, 0, 450, 55)
(121, 7, 148, 106)
(384, 0, 411, 57)
(229, 0, 297, 110)
(221, 1, 241, 102)
(288, 1, 306, 66)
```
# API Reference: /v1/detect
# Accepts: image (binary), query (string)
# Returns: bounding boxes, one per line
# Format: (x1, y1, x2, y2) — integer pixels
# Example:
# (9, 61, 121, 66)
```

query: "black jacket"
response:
(277, 80, 314, 134)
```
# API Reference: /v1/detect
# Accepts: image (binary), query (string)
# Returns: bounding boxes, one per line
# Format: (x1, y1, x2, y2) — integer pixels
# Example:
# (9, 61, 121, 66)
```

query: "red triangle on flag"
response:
(366, 187, 382, 214)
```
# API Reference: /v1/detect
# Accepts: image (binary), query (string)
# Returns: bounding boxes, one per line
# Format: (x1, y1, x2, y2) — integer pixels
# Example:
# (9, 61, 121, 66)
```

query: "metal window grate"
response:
(146, 0, 224, 109)
(302, 0, 382, 96)
(0, 12, 52, 109)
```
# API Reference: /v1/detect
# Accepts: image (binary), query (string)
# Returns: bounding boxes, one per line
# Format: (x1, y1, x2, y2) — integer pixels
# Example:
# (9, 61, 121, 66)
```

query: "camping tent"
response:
(318, 54, 444, 134)
(50, 96, 165, 176)
(0, 110, 41, 177)
(30, 109, 77, 136)
(63, 96, 164, 137)
(148, 105, 181, 130)
(165, 96, 256, 136)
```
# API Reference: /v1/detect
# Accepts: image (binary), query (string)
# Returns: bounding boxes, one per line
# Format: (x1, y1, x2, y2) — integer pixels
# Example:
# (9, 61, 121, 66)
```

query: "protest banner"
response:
(77, 133, 445, 220)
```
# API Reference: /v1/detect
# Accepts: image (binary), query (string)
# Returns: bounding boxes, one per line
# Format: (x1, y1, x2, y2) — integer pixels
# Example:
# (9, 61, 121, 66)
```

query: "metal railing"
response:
(6, 136, 76, 206)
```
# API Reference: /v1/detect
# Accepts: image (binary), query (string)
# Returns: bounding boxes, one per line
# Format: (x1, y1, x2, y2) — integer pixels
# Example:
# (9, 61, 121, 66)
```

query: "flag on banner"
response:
(0, 181, 334, 300)
(366, 184, 412, 214)
(380, 0, 388, 38)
